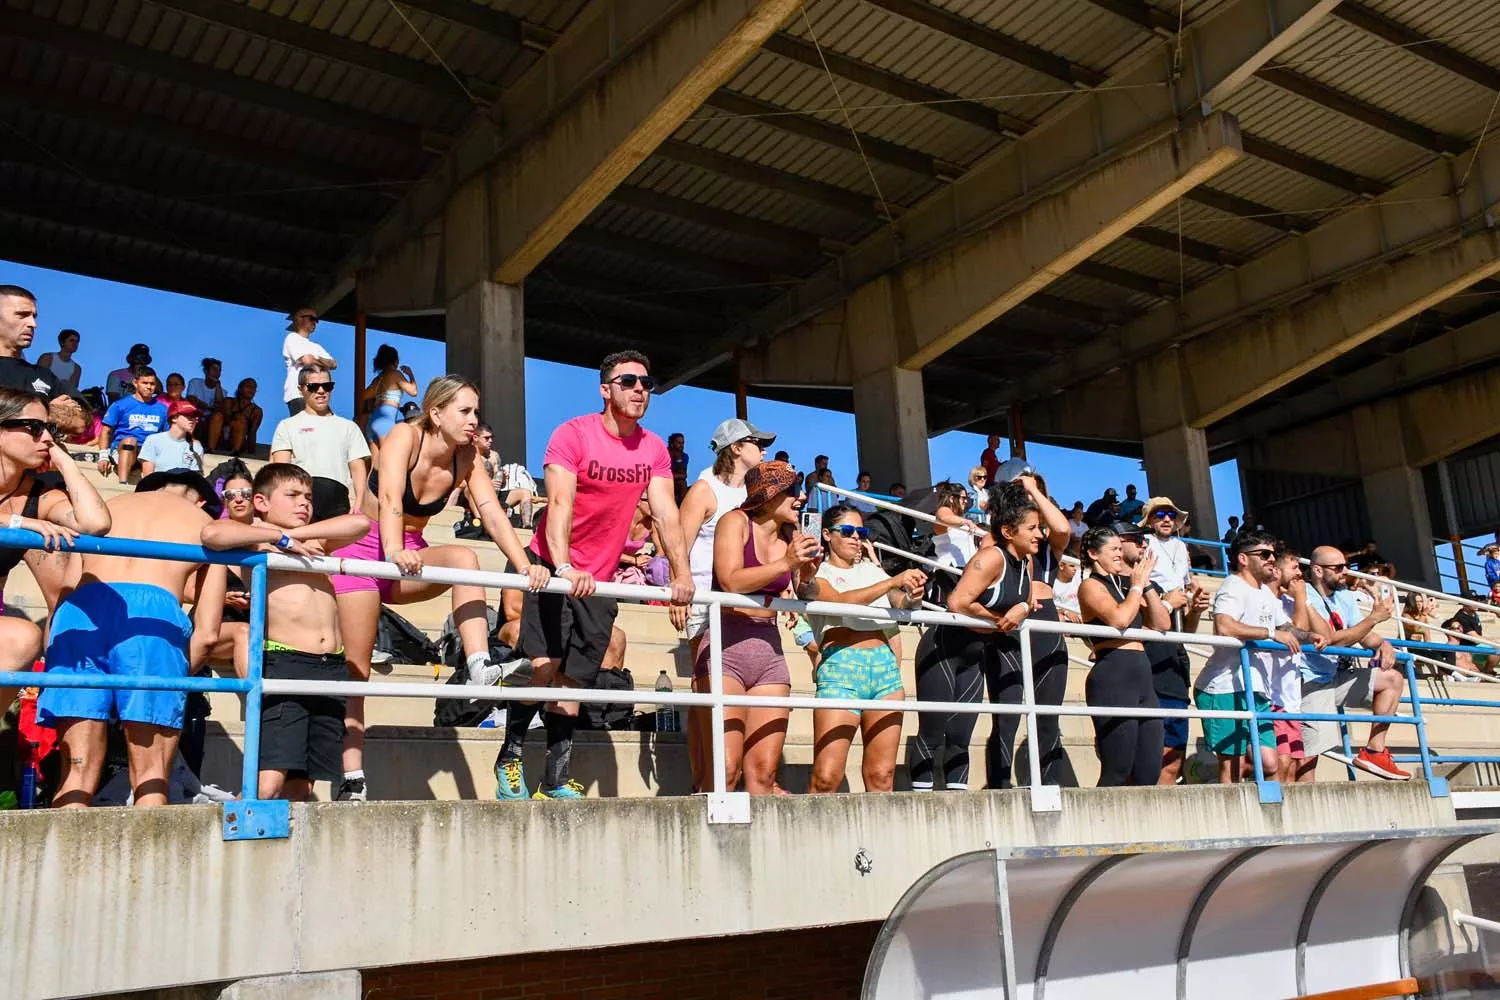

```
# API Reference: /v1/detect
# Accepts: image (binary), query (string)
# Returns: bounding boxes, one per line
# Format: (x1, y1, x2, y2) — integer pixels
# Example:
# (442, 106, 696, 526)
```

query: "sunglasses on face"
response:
(304, 381, 335, 394)
(606, 374, 656, 392)
(1245, 548, 1276, 560)
(829, 525, 869, 539)
(1316, 562, 1348, 572)
(222, 488, 253, 501)
(297, 314, 319, 324)
(1, 418, 58, 440)
(1153, 510, 1178, 520)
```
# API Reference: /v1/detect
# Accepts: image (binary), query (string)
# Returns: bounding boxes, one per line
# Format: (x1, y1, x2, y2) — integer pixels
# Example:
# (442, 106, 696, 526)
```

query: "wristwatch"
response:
(275, 533, 293, 551)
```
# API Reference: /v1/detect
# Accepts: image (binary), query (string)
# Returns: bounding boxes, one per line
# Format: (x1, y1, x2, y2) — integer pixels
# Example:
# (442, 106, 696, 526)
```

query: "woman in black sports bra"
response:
(330, 375, 548, 800)
(0, 388, 111, 719)
(1012, 472, 1072, 786)
(909, 483, 1042, 790)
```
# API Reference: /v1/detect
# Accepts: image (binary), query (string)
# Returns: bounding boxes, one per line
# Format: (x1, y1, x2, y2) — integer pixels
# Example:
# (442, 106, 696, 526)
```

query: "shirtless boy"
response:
(37, 470, 227, 807)
(203, 463, 370, 801)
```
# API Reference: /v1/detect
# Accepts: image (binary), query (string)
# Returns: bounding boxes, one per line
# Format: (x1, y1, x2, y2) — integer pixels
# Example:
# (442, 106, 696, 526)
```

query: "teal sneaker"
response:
(532, 779, 585, 800)
(494, 758, 529, 800)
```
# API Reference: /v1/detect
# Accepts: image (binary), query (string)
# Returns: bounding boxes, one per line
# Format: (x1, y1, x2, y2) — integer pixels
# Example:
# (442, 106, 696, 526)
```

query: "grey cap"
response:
(709, 418, 776, 453)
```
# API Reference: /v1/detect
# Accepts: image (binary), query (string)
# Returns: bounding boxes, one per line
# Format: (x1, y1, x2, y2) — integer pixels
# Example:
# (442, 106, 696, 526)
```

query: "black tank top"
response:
(1084, 573, 1144, 630)
(0, 475, 52, 576)
(1034, 543, 1060, 587)
(367, 428, 457, 518)
(977, 546, 1030, 613)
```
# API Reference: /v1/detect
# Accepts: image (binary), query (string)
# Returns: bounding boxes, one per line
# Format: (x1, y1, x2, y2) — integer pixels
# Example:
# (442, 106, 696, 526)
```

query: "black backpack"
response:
(863, 508, 919, 576)
(433, 606, 515, 728)
(376, 607, 441, 666)
(577, 668, 636, 731)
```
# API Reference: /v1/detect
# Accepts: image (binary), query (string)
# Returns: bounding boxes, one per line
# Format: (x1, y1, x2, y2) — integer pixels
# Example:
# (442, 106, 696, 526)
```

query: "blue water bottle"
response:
(18, 741, 39, 809)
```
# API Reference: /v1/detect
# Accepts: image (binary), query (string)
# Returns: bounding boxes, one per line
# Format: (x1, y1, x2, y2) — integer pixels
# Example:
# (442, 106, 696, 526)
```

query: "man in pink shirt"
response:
(496, 350, 694, 800)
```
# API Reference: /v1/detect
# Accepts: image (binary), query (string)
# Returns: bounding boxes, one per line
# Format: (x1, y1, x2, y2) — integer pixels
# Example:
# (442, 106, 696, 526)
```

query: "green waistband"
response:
(264, 640, 345, 655)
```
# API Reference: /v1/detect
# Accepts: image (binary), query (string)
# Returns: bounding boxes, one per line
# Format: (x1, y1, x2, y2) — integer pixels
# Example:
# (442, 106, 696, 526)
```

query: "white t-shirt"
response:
(138, 431, 204, 474)
(1195, 574, 1289, 696)
(1274, 593, 1306, 711)
(1147, 534, 1192, 593)
(809, 559, 898, 643)
(269, 412, 370, 489)
(498, 462, 536, 494)
(282, 333, 334, 402)
(186, 377, 225, 410)
(1052, 573, 1082, 615)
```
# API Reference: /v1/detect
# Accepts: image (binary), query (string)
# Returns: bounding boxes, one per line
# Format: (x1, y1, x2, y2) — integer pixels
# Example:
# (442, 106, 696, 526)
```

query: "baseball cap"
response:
(127, 343, 151, 363)
(168, 400, 200, 420)
(1107, 519, 1146, 539)
(1104, 488, 1119, 499)
(709, 418, 776, 453)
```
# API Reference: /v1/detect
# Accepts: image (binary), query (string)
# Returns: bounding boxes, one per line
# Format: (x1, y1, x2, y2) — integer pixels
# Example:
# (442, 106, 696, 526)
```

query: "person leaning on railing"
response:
(0, 387, 112, 722)
(697, 460, 818, 795)
(799, 502, 926, 794)
(1013, 470, 1074, 787)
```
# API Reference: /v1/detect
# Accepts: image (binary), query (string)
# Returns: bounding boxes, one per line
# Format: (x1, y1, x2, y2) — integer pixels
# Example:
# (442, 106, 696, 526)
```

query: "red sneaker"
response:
(1354, 747, 1411, 781)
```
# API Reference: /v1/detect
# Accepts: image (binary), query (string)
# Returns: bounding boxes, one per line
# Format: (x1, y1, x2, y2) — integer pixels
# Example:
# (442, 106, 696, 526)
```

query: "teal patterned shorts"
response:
(816, 644, 904, 706)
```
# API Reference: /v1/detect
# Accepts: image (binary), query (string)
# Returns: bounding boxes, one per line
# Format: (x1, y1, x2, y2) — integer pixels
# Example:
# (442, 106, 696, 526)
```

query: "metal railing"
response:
(0, 524, 1492, 828)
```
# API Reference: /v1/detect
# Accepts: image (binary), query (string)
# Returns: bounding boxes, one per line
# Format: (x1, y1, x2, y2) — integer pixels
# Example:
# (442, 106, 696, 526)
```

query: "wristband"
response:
(275, 533, 293, 551)
(8, 514, 21, 530)
(1266, 625, 1276, 640)
(554, 563, 574, 575)
(1129, 585, 1143, 594)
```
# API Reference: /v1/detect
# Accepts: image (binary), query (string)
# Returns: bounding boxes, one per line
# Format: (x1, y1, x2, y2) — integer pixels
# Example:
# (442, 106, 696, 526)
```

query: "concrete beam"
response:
(661, 0, 1343, 389)
(1210, 308, 1500, 448)
(749, 113, 1243, 377)
(311, 0, 799, 309)
(968, 124, 1500, 425)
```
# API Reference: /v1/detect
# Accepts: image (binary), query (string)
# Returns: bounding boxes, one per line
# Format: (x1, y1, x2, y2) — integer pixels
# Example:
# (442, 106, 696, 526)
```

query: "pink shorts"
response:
(1272, 707, 1304, 759)
(329, 515, 428, 601)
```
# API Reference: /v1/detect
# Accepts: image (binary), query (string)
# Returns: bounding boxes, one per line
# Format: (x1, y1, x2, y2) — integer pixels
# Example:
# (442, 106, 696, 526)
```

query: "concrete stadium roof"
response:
(5, 0, 1500, 453)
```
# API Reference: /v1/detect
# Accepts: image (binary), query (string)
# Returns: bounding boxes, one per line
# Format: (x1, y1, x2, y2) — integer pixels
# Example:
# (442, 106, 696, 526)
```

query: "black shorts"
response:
(518, 557, 618, 686)
(258, 648, 347, 782)
(310, 476, 351, 523)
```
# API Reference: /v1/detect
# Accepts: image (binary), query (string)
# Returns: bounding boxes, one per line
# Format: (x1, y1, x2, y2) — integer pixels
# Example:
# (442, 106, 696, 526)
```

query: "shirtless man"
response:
(203, 463, 370, 801)
(36, 470, 227, 807)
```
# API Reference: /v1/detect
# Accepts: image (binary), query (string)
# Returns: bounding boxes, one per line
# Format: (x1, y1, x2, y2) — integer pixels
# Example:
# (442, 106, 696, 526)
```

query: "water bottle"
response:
(654, 670, 679, 733)
(18, 741, 38, 809)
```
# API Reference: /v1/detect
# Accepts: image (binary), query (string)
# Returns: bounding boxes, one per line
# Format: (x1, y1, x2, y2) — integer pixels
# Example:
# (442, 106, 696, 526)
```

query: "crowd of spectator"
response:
(0, 279, 1493, 808)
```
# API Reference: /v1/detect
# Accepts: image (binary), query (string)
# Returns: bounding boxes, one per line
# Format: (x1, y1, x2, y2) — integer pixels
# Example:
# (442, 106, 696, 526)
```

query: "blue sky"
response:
(6, 259, 1246, 530)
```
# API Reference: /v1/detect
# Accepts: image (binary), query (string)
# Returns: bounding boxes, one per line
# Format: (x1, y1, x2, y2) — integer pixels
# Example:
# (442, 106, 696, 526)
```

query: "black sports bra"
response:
(0, 475, 51, 576)
(367, 429, 457, 519)
(977, 547, 1031, 614)
(1085, 574, 1145, 630)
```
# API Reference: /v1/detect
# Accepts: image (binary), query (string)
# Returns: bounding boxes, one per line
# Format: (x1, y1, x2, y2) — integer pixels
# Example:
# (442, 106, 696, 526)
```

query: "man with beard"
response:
(1297, 545, 1407, 781)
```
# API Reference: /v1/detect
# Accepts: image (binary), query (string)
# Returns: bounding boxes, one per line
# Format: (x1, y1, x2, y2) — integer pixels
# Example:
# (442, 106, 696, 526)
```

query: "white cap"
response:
(709, 418, 776, 453)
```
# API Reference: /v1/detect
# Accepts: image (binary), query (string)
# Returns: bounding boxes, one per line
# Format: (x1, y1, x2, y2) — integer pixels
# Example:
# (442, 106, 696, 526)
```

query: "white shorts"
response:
(1300, 667, 1376, 757)
(685, 608, 707, 641)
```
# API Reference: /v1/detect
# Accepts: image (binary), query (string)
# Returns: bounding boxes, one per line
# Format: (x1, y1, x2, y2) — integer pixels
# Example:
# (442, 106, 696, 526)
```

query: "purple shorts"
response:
(329, 515, 428, 601)
(692, 614, 791, 691)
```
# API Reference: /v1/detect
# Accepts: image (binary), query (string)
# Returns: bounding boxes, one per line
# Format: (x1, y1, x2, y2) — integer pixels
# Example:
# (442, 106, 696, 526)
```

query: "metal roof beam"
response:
(607, 185, 832, 262)
(144, 0, 484, 101)
(568, 227, 785, 287)
(0, 81, 399, 193)
(659, 0, 1340, 389)
(526, 269, 730, 327)
(1073, 260, 1177, 298)
(960, 131, 1500, 427)
(760, 32, 1031, 137)
(651, 140, 885, 220)
(1077, 0, 1177, 36)
(702, 90, 957, 179)
(1332, 2, 1500, 93)
(6, 8, 435, 154)
(1240, 134, 1388, 196)
(862, 0, 1107, 88)
(1185, 186, 1316, 234)
(387, 0, 556, 50)
(1129, 225, 1251, 267)
(1256, 67, 1470, 156)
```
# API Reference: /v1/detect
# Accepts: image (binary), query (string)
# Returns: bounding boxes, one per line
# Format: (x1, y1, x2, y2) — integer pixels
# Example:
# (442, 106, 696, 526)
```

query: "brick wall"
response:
(360, 922, 882, 1000)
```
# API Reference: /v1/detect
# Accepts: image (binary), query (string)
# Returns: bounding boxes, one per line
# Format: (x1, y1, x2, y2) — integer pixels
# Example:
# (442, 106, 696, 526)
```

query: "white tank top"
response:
(45, 356, 77, 382)
(933, 525, 977, 569)
(690, 467, 746, 592)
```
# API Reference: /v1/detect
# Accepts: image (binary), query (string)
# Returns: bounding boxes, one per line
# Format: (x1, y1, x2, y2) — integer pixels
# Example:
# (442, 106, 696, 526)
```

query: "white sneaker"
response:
(498, 657, 530, 685)
(370, 649, 394, 666)
(466, 658, 503, 687)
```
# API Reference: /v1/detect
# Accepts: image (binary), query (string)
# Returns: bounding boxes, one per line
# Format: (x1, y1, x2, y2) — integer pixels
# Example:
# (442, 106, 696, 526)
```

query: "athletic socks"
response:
(542, 711, 577, 789)
(343, 769, 364, 782)
(500, 702, 540, 761)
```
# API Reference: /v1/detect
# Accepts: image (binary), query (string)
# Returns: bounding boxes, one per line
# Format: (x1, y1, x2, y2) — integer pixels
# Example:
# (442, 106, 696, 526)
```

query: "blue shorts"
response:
(37, 582, 193, 730)
(816, 644, 904, 706)
(367, 404, 401, 442)
(1159, 695, 1190, 751)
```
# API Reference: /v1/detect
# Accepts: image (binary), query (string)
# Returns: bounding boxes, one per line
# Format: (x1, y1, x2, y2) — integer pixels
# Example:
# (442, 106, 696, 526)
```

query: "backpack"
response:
(577, 668, 636, 731)
(863, 508, 920, 576)
(433, 606, 519, 728)
(376, 607, 441, 666)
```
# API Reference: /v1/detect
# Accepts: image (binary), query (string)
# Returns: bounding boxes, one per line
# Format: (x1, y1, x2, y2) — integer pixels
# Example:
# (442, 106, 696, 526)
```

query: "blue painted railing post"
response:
(1242, 646, 1281, 803)
(240, 560, 268, 799)
(1401, 653, 1448, 796)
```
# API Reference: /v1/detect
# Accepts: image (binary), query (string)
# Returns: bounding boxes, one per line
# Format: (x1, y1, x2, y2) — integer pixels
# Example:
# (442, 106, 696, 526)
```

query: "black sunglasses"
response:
(0, 418, 58, 440)
(1316, 562, 1348, 572)
(1244, 548, 1276, 560)
(304, 381, 335, 394)
(829, 525, 869, 539)
(606, 374, 657, 392)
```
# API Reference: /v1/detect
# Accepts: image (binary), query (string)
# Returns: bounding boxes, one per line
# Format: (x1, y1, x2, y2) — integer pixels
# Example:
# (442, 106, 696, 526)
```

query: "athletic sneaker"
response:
(495, 758, 529, 800)
(370, 649, 393, 666)
(336, 777, 368, 801)
(466, 657, 503, 687)
(532, 779, 585, 800)
(1354, 747, 1411, 781)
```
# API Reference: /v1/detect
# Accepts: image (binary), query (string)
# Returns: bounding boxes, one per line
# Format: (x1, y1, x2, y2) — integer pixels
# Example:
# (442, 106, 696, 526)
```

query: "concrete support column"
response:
(1353, 404, 1439, 587)
(446, 280, 527, 468)
(853, 366, 930, 493)
(1135, 349, 1219, 540)
(219, 971, 360, 999)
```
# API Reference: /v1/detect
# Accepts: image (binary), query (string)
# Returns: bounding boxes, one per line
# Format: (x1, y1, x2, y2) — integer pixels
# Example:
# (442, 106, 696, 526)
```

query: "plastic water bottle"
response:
(18, 741, 38, 809)
(654, 670, 679, 733)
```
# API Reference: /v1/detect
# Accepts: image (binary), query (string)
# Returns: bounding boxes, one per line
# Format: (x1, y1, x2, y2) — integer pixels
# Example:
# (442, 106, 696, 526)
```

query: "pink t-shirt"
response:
(530, 414, 671, 581)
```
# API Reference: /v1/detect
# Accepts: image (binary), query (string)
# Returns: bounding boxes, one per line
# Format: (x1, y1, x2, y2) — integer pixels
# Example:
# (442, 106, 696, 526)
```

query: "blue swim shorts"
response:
(815, 644, 904, 706)
(37, 581, 193, 730)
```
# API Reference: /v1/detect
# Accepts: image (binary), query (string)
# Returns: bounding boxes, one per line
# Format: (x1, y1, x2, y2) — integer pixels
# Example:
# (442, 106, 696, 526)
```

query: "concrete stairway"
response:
(17, 455, 1500, 798)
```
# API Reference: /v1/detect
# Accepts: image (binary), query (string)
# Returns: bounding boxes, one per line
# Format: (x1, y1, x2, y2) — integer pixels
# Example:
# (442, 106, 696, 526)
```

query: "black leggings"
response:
(910, 627, 986, 789)
(984, 600, 1069, 788)
(1085, 646, 1163, 787)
